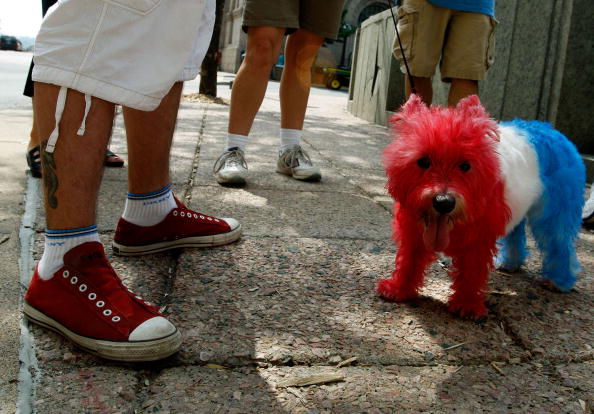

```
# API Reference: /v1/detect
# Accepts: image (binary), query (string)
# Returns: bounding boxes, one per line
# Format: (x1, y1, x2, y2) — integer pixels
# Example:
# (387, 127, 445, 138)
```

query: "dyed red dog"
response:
(378, 94, 585, 319)
(378, 95, 508, 318)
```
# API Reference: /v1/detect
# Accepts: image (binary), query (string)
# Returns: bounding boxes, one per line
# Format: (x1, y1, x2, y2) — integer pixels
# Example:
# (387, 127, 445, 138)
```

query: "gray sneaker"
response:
(213, 147, 248, 185)
(276, 145, 321, 181)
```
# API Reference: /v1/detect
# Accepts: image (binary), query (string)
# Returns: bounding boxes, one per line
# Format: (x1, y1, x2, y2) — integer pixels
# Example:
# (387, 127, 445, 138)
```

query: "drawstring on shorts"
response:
(45, 86, 92, 153)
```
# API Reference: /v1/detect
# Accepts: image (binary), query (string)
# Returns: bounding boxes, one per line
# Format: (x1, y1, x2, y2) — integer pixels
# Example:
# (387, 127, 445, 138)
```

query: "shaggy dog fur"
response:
(377, 95, 585, 318)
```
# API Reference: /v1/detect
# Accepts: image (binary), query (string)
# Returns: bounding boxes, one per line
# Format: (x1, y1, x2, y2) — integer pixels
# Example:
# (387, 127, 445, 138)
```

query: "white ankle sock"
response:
(280, 128, 302, 152)
(226, 133, 249, 152)
(37, 225, 100, 280)
(122, 184, 177, 227)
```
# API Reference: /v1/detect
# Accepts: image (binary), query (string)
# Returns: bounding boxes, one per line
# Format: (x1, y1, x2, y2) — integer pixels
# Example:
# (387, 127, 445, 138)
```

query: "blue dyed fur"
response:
(497, 120, 585, 291)
(496, 219, 527, 271)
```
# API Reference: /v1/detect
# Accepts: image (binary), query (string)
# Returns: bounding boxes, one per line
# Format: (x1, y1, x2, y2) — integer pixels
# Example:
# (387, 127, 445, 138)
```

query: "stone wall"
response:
(348, 0, 594, 155)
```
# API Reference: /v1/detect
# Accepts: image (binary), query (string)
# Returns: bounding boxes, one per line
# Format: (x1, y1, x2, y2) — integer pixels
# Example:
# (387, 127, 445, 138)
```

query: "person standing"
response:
(213, 0, 347, 185)
(24, 0, 241, 361)
(23, 0, 125, 179)
(392, 0, 497, 106)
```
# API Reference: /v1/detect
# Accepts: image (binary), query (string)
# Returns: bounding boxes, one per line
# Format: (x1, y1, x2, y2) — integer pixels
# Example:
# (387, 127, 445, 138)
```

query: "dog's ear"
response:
(391, 94, 427, 124)
(457, 95, 500, 142)
(456, 95, 489, 119)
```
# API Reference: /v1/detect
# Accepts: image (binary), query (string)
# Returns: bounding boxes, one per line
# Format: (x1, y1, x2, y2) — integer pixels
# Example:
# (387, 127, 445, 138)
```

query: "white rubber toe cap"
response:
(222, 217, 240, 231)
(129, 316, 176, 341)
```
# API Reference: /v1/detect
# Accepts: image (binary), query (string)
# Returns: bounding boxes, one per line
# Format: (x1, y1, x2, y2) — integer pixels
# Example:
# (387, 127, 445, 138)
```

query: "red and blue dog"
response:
(378, 95, 585, 318)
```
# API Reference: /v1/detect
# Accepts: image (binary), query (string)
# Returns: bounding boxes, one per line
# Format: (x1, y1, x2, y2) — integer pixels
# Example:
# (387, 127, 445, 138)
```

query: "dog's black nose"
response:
(433, 194, 456, 214)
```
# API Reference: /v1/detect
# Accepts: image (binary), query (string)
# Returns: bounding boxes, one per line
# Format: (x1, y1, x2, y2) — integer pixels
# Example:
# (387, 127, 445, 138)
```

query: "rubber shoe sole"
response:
(276, 165, 321, 182)
(112, 224, 242, 256)
(24, 302, 181, 362)
(216, 173, 247, 186)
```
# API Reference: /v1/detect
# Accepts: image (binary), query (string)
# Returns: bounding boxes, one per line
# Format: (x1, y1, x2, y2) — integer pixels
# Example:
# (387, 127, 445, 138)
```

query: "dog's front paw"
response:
(377, 279, 418, 302)
(448, 298, 488, 319)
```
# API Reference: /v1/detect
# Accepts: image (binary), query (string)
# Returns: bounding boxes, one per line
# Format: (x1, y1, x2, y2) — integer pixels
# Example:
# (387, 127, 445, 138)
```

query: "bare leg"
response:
(34, 82, 115, 229)
(405, 76, 433, 105)
(123, 82, 184, 194)
(28, 109, 39, 151)
(228, 27, 285, 136)
(448, 78, 478, 107)
(279, 29, 324, 130)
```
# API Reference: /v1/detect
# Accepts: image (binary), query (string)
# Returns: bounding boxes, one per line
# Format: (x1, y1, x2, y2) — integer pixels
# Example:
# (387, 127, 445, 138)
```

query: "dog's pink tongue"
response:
(423, 215, 450, 252)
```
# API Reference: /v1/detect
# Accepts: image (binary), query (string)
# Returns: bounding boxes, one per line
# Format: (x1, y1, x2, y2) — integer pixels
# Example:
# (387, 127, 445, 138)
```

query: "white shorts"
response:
(33, 0, 215, 111)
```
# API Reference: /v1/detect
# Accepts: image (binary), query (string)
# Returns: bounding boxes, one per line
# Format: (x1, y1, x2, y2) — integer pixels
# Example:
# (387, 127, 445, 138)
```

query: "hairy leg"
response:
(279, 29, 324, 130)
(448, 78, 478, 107)
(228, 27, 285, 136)
(28, 108, 39, 151)
(123, 82, 184, 194)
(34, 82, 115, 229)
(405, 76, 433, 105)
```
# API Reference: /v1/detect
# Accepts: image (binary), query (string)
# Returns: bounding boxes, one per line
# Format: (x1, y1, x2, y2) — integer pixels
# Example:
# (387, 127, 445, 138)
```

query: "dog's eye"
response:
(417, 157, 431, 169)
(459, 161, 471, 172)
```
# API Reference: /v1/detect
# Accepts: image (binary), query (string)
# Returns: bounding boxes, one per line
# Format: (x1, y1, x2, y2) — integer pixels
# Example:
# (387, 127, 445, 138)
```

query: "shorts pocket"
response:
(104, 0, 162, 15)
(485, 16, 498, 69)
(392, 5, 417, 61)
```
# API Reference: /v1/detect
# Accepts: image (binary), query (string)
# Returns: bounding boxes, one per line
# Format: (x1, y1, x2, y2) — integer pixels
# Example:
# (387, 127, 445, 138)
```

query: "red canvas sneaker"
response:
(112, 198, 241, 256)
(24, 242, 181, 362)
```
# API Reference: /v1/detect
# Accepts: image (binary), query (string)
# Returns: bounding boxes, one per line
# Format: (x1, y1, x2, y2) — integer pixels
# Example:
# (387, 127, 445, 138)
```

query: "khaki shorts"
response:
(243, 0, 346, 39)
(393, 0, 497, 81)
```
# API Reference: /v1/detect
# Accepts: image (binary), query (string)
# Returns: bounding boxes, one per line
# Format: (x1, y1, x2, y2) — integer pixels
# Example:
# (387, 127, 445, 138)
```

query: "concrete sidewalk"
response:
(1, 80, 593, 413)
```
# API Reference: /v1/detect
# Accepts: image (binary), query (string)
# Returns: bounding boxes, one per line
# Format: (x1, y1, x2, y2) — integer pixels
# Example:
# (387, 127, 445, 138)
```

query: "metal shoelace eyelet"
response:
(62, 270, 70, 278)
(112, 316, 121, 322)
(103, 309, 112, 316)
(70, 276, 78, 284)
(96, 301, 105, 308)
(79, 284, 87, 292)
(88, 293, 97, 300)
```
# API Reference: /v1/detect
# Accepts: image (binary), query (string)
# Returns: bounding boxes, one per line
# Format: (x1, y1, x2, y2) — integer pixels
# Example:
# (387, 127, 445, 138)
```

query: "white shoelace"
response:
(213, 148, 248, 173)
(279, 145, 313, 168)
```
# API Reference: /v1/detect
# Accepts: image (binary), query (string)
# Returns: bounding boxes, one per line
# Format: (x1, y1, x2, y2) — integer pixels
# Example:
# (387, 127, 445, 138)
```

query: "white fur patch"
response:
(497, 125, 542, 233)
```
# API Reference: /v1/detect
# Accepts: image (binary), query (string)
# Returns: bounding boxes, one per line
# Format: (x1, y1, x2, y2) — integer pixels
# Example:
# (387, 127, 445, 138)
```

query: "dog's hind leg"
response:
(529, 211, 581, 292)
(515, 120, 585, 291)
(495, 219, 528, 272)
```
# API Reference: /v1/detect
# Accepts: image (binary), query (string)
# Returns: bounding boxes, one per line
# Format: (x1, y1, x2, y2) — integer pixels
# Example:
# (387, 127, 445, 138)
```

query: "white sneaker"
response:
(213, 147, 248, 185)
(583, 185, 594, 224)
(277, 145, 321, 181)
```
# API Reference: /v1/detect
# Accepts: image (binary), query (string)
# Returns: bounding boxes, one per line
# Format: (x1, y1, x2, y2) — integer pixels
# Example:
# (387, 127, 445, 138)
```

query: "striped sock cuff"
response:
(122, 184, 176, 226)
(45, 225, 98, 239)
(39, 226, 100, 279)
(127, 184, 172, 201)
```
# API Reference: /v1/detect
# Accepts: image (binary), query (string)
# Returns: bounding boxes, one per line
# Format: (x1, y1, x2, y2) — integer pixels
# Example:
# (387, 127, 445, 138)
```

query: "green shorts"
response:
(243, 0, 346, 39)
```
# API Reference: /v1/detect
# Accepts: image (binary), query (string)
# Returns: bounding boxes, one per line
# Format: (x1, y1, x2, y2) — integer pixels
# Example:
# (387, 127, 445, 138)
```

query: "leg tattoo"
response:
(42, 145, 59, 209)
